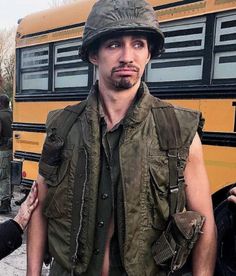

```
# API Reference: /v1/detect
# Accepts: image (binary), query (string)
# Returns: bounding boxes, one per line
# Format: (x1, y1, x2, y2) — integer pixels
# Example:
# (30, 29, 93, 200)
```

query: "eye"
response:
(106, 41, 120, 49)
(133, 40, 146, 49)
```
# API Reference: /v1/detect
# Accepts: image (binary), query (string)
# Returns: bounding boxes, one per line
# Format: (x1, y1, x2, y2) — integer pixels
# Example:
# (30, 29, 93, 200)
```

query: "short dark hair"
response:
(0, 94, 10, 108)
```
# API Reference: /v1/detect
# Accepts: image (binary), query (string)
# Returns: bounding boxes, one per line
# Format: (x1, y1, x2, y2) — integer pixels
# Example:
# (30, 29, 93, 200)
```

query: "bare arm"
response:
(27, 174, 48, 276)
(184, 133, 217, 276)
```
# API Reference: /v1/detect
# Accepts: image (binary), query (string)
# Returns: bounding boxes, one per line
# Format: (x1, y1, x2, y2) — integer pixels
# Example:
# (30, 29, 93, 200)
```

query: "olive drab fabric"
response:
(80, 0, 165, 61)
(0, 150, 12, 202)
(0, 108, 12, 202)
(0, 108, 12, 151)
(39, 82, 203, 276)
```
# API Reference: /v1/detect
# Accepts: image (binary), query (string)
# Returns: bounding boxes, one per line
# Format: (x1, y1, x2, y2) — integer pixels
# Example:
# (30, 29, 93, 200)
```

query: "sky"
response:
(0, 0, 51, 30)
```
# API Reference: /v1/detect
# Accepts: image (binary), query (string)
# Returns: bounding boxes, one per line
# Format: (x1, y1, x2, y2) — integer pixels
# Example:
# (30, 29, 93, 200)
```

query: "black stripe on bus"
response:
(160, 50, 204, 59)
(13, 132, 236, 164)
(15, 91, 88, 102)
(151, 58, 202, 69)
(21, 66, 49, 73)
(21, 179, 34, 187)
(165, 40, 202, 49)
(164, 27, 203, 38)
(14, 151, 41, 162)
(202, 132, 236, 147)
(14, 85, 236, 102)
(220, 33, 236, 42)
(214, 44, 236, 53)
(57, 55, 80, 63)
(57, 69, 88, 77)
(153, 0, 203, 11)
(148, 84, 236, 99)
(23, 73, 48, 80)
(219, 55, 236, 64)
(21, 22, 85, 39)
(23, 59, 48, 67)
(57, 45, 80, 53)
(12, 123, 46, 132)
(221, 20, 236, 29)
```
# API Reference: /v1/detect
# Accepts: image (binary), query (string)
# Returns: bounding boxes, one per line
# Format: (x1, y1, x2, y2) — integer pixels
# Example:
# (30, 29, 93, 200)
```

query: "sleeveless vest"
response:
(0, 108, 12, 150)
(40, 82, 204, 275)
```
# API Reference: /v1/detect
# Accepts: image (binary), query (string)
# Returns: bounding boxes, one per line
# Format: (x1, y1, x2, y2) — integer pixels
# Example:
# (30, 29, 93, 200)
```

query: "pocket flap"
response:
(172, 211, 205, 240)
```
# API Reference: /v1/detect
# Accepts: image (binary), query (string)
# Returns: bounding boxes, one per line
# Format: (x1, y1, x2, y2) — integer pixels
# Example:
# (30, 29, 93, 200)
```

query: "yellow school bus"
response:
(13, 0, 236, 274)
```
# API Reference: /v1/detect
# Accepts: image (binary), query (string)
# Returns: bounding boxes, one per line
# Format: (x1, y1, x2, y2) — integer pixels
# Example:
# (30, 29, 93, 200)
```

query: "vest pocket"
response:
(44, 148, 72, 218)
(148, 156, 169, 231)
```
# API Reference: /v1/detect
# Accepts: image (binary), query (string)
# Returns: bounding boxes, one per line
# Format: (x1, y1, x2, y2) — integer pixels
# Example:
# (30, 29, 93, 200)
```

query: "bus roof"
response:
(16, 0, 236, 47)
(17, 0, 96, 39)
(17, 0, 167, 39)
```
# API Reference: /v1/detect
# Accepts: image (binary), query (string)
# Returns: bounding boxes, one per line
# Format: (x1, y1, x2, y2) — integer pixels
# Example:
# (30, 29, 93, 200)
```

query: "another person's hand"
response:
(13, 182, 39, 231)
(228, 187, 236, 204)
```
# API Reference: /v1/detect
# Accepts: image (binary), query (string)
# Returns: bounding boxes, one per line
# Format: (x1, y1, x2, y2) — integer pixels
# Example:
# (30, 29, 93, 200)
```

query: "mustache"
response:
(111, 64, 139, 73)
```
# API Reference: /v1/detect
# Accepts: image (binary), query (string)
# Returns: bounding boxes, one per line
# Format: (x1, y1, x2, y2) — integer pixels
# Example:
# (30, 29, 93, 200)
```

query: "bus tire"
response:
(214, 200, 236, 276)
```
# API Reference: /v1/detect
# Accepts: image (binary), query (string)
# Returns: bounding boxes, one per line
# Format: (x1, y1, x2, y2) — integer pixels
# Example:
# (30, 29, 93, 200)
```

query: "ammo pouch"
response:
(152, 211, 205, 273)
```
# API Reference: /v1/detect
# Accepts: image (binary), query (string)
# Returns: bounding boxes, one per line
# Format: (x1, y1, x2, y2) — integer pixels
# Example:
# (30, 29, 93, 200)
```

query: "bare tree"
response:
(1, 53, 15, 98)
(0, 27, 16, 99)
(49, 0, 78, 7)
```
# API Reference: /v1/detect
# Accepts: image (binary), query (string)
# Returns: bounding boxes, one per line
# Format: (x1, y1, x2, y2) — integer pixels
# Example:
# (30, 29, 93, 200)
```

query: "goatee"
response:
(114, 78, 134, 90)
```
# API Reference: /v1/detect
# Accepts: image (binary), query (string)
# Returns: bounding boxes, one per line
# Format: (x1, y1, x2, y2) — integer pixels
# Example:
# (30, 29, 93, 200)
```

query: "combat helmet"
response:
(80, 0, 165, 61)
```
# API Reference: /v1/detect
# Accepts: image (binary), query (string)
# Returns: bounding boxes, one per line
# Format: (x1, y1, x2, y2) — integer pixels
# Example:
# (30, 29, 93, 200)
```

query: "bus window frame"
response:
(16, 38, 93, 98)
(144, 11, 236, 99)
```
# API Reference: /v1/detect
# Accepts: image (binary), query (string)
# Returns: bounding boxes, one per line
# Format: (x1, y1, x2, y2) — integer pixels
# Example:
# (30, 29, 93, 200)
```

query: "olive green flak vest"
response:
(39, 82, 204, 276)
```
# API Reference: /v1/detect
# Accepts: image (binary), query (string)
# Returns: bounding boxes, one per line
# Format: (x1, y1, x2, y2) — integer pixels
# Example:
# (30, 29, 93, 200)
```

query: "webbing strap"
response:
(152, 106, 182, 216)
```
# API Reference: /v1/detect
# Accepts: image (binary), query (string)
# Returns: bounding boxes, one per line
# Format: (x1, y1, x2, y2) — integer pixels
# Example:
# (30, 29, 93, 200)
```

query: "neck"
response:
(98, 80, 140, 130)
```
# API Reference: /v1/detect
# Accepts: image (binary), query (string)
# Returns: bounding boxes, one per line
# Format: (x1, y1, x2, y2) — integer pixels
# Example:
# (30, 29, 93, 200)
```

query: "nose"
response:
(119, 45, 133, 64)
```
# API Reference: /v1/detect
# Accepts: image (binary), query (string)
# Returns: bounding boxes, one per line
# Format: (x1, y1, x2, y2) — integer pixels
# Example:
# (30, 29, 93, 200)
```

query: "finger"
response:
(29, 181, 38, 195)
(26, 185, 38, 204)
(28, 198, 39, 211)
(228, 195, 236, 204)
(230, 187, 236, 195)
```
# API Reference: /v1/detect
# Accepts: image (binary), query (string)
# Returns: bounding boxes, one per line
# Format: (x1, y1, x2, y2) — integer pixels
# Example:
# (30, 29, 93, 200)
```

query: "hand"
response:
(228, 187, 236, 204)
(14, 181, 39, 231)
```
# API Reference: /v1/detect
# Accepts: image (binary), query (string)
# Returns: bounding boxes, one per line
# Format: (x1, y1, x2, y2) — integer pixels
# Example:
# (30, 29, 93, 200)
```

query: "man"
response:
(27, 0, 217, 275)
(0, 181, 38, 260)
(0, 94, 12, 214)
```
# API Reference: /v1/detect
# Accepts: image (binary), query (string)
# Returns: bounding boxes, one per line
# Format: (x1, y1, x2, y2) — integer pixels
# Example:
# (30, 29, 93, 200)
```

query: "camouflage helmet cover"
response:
(80, 0, 165, 61)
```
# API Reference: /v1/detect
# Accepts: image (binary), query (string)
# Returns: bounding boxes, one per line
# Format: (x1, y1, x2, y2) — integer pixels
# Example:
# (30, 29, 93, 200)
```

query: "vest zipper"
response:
(71, 149, 88, 266)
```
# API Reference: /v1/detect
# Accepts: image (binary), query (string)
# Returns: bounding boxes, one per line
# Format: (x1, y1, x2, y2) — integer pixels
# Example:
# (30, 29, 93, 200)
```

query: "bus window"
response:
(213, 11, 236, 82)
(146, 17, 206, 84)
(54, 40, 89, 89)
(20, 46, 49, 91)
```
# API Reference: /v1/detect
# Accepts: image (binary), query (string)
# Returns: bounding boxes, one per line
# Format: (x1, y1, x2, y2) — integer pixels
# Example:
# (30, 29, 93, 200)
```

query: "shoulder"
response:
(46, 100, 87, 128)
(173, 106, 204, 146)
(151, 97, 204, 146)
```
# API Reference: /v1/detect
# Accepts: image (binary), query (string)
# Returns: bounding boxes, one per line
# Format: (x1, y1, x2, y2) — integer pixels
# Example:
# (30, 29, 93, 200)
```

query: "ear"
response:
(89, 52, 98, 66)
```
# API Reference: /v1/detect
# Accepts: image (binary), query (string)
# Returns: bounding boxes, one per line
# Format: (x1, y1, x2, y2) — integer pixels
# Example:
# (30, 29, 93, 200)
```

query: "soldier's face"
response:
(89, 35, 151, 90)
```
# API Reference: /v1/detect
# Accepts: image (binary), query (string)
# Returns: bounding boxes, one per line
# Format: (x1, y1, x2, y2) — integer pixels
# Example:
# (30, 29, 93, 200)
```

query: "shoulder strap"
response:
(51, 100, 87, 140)
(152, 106, 182, 216)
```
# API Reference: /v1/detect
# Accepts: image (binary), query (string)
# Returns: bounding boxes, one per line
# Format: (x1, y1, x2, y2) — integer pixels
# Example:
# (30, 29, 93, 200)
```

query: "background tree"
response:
(0, 27, 15, 100)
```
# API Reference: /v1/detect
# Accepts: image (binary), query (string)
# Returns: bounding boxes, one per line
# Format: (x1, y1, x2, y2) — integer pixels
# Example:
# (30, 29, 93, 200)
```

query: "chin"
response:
(114, 78, 138, 90)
